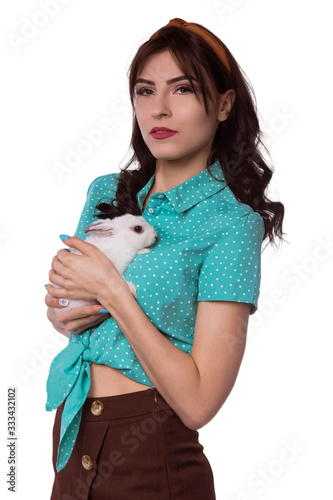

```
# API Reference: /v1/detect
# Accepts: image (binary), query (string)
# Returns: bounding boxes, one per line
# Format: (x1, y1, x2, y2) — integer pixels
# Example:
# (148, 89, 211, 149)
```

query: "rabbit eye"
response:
(133, 225, 143, 233)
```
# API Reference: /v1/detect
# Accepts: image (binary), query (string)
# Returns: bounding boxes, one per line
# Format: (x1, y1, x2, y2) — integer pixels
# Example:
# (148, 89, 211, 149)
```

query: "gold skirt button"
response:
(91, 400, 105, 416)
(81, 454, 93, 471)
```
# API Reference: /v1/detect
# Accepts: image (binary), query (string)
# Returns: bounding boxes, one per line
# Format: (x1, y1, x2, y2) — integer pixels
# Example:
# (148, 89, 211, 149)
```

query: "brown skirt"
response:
(50, 387, 216, 500)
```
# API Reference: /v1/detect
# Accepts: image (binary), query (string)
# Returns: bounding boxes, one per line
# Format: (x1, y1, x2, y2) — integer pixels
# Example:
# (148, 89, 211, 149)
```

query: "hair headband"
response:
(149, 18, 231, 74)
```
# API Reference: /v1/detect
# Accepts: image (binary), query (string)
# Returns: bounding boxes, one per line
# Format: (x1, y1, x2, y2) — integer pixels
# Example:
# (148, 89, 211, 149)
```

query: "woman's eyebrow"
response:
(135, 75, 195, 85)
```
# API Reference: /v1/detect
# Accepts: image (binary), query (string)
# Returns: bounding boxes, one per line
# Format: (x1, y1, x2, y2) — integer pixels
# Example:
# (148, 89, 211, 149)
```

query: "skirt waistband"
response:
(81, 387, 174, 422)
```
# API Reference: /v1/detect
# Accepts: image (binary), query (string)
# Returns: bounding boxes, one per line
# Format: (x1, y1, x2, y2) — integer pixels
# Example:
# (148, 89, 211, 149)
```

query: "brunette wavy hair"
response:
(96, 23, 285, 247)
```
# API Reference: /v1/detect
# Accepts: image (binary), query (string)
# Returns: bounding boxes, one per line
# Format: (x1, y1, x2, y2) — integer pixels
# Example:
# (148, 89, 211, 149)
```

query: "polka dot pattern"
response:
(45, 160, 265, 472)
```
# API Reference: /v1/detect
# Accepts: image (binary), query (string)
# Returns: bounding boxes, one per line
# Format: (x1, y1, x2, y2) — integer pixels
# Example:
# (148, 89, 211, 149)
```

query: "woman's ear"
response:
(217, 89, 236, 122)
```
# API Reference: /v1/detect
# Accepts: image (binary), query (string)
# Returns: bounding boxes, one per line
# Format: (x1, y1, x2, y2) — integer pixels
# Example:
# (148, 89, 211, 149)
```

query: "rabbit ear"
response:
(84, 220, 114, 236)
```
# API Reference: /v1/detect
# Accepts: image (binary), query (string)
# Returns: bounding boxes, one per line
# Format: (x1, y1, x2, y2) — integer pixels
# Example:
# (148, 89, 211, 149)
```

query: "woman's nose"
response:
(150, 93, 171, 118)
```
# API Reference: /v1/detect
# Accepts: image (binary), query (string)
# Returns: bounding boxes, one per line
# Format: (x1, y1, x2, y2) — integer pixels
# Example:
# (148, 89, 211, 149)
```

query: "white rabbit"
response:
(54, 214, 157, 311)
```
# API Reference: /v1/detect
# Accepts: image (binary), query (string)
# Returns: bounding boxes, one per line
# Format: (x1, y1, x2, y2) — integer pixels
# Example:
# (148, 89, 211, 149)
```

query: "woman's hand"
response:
(45, 235, 128, 335)
(47, 235, 128, 303)
(45, 293, 110, 335)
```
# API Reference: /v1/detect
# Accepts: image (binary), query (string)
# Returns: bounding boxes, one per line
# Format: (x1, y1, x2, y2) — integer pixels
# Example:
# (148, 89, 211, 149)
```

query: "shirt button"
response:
(82, 454, 93, 470)
(148, 208, 154, 214)
(91, 400, 104, 416)
(158, 194, 164, 199)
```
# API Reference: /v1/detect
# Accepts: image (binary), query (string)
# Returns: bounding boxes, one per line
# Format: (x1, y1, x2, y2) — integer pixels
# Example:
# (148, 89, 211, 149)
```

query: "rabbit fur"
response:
(54, 214, 157, 311)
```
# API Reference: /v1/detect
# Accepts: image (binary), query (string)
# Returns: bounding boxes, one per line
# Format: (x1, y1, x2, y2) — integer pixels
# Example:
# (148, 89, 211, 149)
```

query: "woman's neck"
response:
(153, 156, 209, 193)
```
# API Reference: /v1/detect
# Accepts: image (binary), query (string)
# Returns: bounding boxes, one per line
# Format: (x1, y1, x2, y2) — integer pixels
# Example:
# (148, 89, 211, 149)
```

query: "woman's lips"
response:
(150, 127, 178, 140)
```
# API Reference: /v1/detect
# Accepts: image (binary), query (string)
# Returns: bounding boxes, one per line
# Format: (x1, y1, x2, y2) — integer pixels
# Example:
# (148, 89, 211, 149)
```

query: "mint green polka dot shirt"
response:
(45, 160, 265, 472)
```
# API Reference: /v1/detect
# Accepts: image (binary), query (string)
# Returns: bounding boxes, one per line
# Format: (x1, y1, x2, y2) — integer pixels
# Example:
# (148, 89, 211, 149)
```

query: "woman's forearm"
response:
(97, 283, 203, 429)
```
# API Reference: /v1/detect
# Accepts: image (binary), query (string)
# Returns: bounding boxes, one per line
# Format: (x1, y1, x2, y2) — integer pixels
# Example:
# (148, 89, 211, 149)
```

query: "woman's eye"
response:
(176, 86, 193, 94)
(135, 85, 193, 97)
(136, 87, 154, 96)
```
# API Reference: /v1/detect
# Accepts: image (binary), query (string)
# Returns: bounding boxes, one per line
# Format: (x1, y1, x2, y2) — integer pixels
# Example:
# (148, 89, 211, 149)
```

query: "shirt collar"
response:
(136, 160, 227, 214)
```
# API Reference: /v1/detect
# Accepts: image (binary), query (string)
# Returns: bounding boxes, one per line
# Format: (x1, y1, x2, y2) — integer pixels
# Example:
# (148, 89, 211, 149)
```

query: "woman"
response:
(45, 18, 284, 499)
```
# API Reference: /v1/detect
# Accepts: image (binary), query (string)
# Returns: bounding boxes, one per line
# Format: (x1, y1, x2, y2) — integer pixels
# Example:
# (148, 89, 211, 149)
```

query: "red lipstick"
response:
(150, 127, 178, 140)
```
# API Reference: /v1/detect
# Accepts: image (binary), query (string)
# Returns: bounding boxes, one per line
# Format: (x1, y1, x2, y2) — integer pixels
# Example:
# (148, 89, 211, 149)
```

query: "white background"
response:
(1, 1, 332, 498)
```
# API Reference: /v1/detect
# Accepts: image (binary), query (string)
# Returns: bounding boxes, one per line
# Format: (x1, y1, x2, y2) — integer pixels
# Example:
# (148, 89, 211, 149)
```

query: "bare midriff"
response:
(86, 362, 150, 397)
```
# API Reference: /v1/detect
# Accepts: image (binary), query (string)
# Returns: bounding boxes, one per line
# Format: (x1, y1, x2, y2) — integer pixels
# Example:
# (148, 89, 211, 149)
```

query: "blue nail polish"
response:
(44, 284, 48, 289)
(99, 309, 108, 313)
(59, 234, 70, 241)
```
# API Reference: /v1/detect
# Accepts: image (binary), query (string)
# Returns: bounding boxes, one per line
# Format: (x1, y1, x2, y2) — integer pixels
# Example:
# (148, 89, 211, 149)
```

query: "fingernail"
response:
(59, 299, 69, 306)
(99, 309, 108, 313)
(44, 284, 48, 289)
(59, 234, 70, 241)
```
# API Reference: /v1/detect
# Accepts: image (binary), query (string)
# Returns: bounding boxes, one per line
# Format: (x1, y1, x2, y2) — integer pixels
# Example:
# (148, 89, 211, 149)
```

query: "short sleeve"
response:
(74, 173, 119, 240)
(197, 211, 265, 314)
